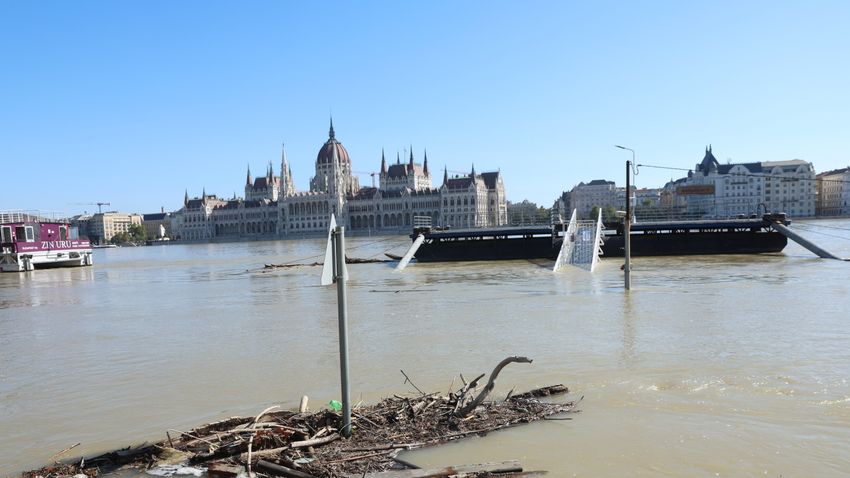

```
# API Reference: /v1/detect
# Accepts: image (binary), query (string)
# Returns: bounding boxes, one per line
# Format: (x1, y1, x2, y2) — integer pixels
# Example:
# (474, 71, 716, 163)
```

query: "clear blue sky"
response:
(2, 1, 849, 216)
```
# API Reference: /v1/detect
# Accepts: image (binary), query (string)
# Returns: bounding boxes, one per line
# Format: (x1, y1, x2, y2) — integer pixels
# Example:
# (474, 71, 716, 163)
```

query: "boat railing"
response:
(412, 215, 433, 234)
(0, 210, 67, 223)
(630, 199, 791, 223)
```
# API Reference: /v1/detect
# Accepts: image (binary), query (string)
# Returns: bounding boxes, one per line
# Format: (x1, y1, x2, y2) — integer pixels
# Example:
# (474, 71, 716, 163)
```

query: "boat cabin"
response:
(0, 220, 93, 272)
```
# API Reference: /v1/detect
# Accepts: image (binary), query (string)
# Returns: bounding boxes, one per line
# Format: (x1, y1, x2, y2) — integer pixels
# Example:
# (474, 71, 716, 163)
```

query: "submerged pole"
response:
(615, 145, 634, 290)
(624, 159, 632, 290)
(333, 226, 352, 437)
(770, 221, 845, 260)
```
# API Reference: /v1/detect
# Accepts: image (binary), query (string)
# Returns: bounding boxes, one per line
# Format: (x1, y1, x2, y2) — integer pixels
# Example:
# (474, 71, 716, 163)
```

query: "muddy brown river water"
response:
(2, 220, 850, 476)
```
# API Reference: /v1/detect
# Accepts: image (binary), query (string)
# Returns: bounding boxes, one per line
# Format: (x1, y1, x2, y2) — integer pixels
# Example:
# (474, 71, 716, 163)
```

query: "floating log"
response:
(352, 460, 523, 478)
(257, 459, 320, 478)
(264, 257, 392, 269)
(509, 384, 569, 400)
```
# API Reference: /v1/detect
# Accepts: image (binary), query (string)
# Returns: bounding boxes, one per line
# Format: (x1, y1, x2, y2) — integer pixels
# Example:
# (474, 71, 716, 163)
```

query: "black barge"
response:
(409, 213, 789, 262)
(411, 226, 559, 262)
(599, 213, 789, 257)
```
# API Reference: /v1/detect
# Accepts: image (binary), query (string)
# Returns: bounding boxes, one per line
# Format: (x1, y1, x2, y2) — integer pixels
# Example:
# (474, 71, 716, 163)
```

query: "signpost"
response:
(320, 215, 352, 437)
(615, 145, 634, 291)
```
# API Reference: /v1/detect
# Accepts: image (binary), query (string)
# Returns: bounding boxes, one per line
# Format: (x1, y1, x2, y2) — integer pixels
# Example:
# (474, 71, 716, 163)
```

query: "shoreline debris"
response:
(20, 359, 578, 478)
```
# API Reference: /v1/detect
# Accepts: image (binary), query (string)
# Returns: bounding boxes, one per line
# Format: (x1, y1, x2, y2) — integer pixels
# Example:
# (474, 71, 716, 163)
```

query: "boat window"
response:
(1, 226, 11, 243)
(60, 226, 68, 240)
(15, 226, 26, 242)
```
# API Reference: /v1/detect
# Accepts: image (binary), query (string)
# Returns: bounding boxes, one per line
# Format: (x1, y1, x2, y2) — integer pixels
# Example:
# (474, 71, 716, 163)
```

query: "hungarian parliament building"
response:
(174, 121, 508, 241)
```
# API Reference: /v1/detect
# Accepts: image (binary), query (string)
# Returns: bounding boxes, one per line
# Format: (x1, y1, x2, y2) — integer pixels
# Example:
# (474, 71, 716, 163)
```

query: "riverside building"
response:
(816, 167, 850, 216)
(568, 180, 620, 219)
(173, 121, 507, 241)
(86, 212, 143, 244)
(663, 146, 816, 218)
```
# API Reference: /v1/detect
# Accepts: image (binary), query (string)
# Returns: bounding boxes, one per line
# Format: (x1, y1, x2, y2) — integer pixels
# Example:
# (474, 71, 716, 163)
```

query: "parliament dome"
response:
(316, 119, 350, 165)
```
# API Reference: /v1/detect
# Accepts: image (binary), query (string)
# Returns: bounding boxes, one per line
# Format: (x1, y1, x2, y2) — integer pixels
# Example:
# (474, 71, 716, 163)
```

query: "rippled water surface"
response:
(2, 220, 850, 476)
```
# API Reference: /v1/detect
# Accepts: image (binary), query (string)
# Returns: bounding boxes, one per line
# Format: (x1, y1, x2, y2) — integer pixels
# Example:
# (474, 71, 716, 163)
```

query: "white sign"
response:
(320, 214, 347, 285)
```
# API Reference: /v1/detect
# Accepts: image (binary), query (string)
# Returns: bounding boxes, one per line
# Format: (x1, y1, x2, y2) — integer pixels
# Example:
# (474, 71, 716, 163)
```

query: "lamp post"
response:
(614, 145, 633, 290)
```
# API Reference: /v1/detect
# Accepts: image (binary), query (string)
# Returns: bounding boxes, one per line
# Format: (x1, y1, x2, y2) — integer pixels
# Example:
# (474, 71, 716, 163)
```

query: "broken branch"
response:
(457, 356, 533, 416)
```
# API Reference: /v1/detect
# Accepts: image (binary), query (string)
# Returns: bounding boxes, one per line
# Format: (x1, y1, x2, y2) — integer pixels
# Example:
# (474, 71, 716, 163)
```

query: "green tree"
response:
(635, 199, 658, 220)
(536, 206, 551, 223)
(110, 232, 130, 245)
(590, 205, 618, 221)
(128, 224, 146, 241)
(109, 225, 146, 245)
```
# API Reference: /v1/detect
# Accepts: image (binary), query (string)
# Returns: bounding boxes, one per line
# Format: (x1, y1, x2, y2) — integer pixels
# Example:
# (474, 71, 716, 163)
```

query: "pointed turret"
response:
(381, 148, 387, 174)
(329, 116, 336, 140)
(423, 149, 429, 174)
(470, 164, 476, 178)
(184, 189, 189, 206)
(267, 160, 273, 181)
(396, 152, 400, 164)
(280, 142, 291, 197)
(409, 145, 414, 168)
(246, 164, 252, 185)
(698, 144, 720, 175)
(443, 166, 448, 185)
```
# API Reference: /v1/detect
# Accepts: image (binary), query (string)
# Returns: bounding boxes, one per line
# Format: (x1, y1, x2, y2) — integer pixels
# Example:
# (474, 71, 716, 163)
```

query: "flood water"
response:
(2, 219, 850, 476)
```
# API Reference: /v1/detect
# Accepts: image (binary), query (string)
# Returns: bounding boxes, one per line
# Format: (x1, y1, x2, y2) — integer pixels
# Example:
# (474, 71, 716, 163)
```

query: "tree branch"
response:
(457, 356, 532, 416)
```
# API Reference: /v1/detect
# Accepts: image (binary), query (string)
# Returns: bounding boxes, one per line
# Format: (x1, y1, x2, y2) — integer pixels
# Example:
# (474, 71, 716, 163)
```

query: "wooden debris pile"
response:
(21, 357, 578, 478)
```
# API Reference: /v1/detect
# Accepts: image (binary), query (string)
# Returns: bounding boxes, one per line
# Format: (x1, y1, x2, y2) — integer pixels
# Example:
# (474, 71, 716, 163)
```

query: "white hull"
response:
(0, 248, 93, 272)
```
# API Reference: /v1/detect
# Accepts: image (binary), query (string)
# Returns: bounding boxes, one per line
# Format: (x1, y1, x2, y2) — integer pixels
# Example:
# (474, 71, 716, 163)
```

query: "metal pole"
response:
(624, 160, 631, 290)
(333, 226, 352, 437)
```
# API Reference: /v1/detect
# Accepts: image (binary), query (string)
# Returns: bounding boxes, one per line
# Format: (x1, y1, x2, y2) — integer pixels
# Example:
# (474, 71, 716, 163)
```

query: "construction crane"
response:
(70, 202, 111, 213)
(353, 171, 379, 188)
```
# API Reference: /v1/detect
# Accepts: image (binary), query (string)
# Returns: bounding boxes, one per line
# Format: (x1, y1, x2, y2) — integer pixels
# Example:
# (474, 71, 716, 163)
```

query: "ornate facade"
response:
(173, 121, 508, 240)
(663, 146, 816, 218)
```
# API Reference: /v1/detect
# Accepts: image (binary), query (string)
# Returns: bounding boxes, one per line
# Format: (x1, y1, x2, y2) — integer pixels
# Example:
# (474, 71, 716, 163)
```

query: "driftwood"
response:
(258, 459, 320, 478)
(457, 356, 533, 416)
(20, 358, 577, 478)
(292, 434, 341, 448)
(354, 460, 523, 478)
(49, 443, 81, 462)
(263, 257, 391, 269)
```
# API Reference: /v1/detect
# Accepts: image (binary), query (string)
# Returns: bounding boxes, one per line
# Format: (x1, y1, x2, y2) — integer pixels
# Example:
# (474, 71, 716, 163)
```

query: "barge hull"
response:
(415, 236, 559, 262)
(601, 231, 787, 257)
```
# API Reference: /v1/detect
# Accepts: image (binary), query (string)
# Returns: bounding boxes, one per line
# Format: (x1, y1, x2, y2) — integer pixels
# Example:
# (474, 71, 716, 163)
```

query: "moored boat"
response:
(599, 213, 790, 257)
(1, 216, 93, 272)
(412, 225, 560, 262)
(406, 213, 790, 263)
